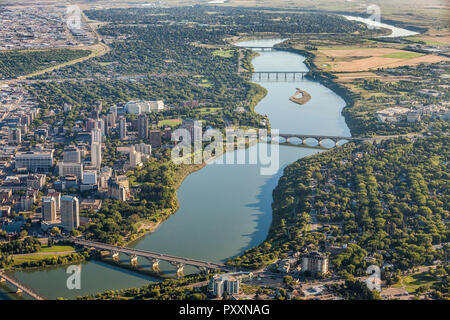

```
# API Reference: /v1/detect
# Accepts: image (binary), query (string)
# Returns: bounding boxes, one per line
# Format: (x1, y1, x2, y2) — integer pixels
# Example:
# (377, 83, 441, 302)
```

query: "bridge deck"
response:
(72, 239, 231, 271)
(0, 271, 44, 300)
(279, 133, 357, 141)
(241, 71, 308, 74)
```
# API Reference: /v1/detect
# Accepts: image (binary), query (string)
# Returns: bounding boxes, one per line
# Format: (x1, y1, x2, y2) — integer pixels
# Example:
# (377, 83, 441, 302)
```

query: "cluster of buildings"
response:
(276, 251, 329, 276)
(0, 79, 204, 238)
(376, 107, 410, 123)
(376, 104, 450, 123)
(406, 103, 450, 122)
(0, 84, 40, 147)
(0, 94, 175, 236)
(41, 193, 80, 232)
(208, 272, 253, 298)
(125, 100, 165, 114)
(0, 6, 95, 52)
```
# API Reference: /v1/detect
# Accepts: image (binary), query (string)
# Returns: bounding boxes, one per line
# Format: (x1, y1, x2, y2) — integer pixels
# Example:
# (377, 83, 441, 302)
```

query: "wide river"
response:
(0, 18, 416, 300)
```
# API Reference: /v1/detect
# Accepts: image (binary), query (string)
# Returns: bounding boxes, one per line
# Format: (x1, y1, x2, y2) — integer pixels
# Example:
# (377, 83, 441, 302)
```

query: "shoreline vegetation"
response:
(124, 162, 206, 246)
(0, 239, 97, 271)
(289, 88, 311, 105)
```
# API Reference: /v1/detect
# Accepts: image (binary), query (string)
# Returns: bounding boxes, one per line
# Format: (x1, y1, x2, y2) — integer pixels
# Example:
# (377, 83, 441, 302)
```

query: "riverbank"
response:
(124, 162, 206, 246)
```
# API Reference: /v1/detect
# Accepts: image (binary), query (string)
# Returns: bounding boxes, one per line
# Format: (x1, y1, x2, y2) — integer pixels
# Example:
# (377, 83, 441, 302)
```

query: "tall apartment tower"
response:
(61, 196, 80, 231)
(41, 197, 57, 222)
(63, 146, 81, 163)
(96, 118, 106, 138)
(91, 124, 102, 144)
(301, 252, 329, 275)
(138, 114, 149, 140)
(8, 127, 22, 145)
(129, 147, 142, 168)
(119, 116, 127, 140)
(109, 105, 118, 117)
(149, 129, 161, 148)
(91, 124, 102, 169)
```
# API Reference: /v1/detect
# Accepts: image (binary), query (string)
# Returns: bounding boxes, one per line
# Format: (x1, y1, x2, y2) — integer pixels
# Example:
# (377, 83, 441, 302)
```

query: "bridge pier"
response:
(130, 255, 138, 266)
(145, 258, 160, 271)
(111, 251, 120, 261)
(198, 266, 210, 274)
(170, 262, 185, 276)
(16, 288, 23, 295)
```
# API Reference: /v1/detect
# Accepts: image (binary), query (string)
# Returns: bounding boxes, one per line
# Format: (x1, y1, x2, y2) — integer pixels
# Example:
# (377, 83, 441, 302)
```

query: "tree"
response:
(50, 227, 61, 235)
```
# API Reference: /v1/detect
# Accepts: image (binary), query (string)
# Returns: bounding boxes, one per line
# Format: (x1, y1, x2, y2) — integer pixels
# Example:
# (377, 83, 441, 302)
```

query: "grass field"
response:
(12, 253, 73, 266)
(212, 49, 235, 58)
(382, 52, 424, 59)
(11, 245, 77, 267)
(158, 118, 182, 127)
(393, 272, 439, 293)
(38, 245, 75, 253)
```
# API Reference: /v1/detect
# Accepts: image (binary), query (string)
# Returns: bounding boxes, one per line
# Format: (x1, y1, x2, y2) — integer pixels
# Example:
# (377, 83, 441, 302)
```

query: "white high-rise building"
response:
(125, 100, 165, 114)
(91, 125, 102, 169)
(91, 125, 102, 144)
(61, 196, 79, 231)
(91, 143, 101, 169)
(41, 197, 57, 222)
(129, 148, 142, 168)
(58, 161, 83, 179)
(96, 118, 106, 137)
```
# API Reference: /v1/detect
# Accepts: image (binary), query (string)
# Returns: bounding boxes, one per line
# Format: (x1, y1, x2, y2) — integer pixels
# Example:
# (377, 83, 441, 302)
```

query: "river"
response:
(343, 15, 419, 38)
(1, 18, 417, 300)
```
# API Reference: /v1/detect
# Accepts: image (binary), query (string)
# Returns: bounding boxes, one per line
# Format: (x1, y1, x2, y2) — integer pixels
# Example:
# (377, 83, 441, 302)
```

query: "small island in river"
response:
(289, 88, 311, 105)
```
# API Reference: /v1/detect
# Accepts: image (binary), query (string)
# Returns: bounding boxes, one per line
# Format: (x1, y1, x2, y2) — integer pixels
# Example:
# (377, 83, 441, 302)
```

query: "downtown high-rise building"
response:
(63, 146, 81, 163)
(8, 127, 21, 145)
(138, 114, 149, 140)
(91, 123, 102, 169)
(41, 197, 57, 222)
(61, 196, 79, 231)
(149, 129, 161, 148)
(119, 116, 127, 140)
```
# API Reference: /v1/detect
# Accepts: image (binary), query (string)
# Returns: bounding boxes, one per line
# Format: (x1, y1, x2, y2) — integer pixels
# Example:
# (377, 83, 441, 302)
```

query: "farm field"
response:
(316, 47, 449, 72)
